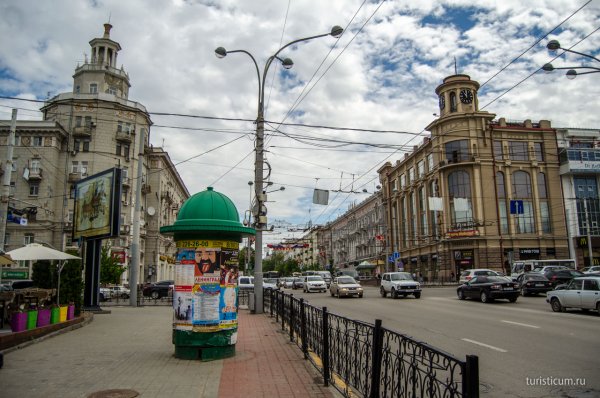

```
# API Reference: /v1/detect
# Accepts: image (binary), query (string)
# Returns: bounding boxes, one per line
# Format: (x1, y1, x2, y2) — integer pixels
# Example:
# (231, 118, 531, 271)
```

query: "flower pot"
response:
(37, 308, 51, 327)
(50, 307, 60, 324)
(11, 312, 27, 332)
(59, 306, 68, 322)
(26, 310, 38, 330)
(67, 305, 75, 320)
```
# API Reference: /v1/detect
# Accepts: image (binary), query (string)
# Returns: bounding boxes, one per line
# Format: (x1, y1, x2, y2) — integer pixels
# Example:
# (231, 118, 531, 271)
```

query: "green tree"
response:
(101, 245, 126, 285)
(59, 250, 83, 313)
(32, 260, 54, 288)
(238, 247, 254, 274)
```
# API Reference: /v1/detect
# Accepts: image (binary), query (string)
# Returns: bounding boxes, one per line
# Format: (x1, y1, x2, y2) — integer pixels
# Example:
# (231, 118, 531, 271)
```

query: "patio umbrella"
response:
(6, 243, 81, 304)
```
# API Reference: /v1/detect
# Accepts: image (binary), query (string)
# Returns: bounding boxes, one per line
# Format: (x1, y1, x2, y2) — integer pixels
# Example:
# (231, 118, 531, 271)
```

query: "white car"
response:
(303, 276, 327, 293)
(380, 272, 421, 299)
(582, 266, 600, 274)
(459, 269, 501, 284)
(237, 276, 277, 290)
(546, 276, 600, 314)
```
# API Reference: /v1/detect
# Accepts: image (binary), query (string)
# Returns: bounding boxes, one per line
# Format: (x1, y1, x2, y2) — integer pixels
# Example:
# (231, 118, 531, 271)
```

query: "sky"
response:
(1, 0, 599, 246)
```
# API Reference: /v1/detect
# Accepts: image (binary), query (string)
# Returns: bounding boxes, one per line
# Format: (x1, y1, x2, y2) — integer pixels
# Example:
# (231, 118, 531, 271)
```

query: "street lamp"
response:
(216, 25, 343, 314)
(543, 40, 600, 79)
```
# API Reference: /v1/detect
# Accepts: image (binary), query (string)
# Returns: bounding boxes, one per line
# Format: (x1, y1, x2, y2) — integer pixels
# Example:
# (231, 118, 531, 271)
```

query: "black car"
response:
(142, 280, 174, 299)
(291, 277, 304, 290)
(543, 269, 584, 288)
(516, 272, 553, 296)
(457, 275, 519, 303)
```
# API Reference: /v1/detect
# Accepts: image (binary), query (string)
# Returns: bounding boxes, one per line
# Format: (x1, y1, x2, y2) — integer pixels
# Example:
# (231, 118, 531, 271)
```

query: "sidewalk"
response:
(0, 306, 336, 398)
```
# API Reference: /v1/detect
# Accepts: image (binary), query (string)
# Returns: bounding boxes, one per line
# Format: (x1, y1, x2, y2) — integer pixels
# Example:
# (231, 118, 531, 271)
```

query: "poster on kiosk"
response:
(173, 240, 239, 332)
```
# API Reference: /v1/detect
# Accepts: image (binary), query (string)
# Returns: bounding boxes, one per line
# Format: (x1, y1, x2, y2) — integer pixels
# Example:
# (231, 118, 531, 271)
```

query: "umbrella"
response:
(0, 254, 14, 265)
(6, 243, 81, 305)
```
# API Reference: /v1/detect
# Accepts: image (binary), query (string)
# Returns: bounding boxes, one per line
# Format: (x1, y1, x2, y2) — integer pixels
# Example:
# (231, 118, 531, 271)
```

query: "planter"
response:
(26, 310, 38, 330)
(37, 308, 51, 327)
(11, 312, 27, 332)
(50, 307, 60, 324)
(67, 305, 75, 320)
(59, 306, 68, 322)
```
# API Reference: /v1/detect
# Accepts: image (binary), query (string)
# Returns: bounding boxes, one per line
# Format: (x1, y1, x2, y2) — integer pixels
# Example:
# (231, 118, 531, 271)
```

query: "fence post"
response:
(464, 355, 479, 398)
(281, 291, 285, 331)
(369, 319, 383, 398)
(269, 288, 274, 317)
(289, 294, 294, 342)
(300, 298, 308, 359)
(322, 306, 330, 387)
(274, 290, 279, 322)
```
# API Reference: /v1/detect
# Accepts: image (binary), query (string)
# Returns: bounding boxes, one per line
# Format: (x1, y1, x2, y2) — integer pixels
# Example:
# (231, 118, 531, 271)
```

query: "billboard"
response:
(73, 168, 122, 240)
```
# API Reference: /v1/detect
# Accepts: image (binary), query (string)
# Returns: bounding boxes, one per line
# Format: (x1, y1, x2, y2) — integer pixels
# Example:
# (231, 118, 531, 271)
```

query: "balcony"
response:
(116, 130, 133, 143)
(68, 172, 82, 182)
(28, 168, 43, 180)
(72, 125, 94, 137)
(559, 148, 600, 175)
(439, 152, 475, 168)
(122, 177, 131, 187)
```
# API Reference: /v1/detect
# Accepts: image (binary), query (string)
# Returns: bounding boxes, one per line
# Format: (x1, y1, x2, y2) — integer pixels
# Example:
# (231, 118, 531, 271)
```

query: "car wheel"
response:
(521, 288, 528, 297)
(596, 302, 600, 316)
(380, 287, 387, 298)
(550, 298, 564, 312)
(392, 288, 398, 299)
(99, 293, 105, 302)
(457, 289, 465, 300)
(414, 292, 421, 299)
(480, 290, 490, 303)
(330, 290, 335, 297)
(151, 291, 160, 300)
(121, 293, 129, 299)
(359, 294, 363, 298)
(508, 297, 518, 303)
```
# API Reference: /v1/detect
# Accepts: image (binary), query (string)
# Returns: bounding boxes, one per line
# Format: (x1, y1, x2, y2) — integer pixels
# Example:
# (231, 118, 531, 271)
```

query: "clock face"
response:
(439, 95, 445, 110)
(460, 89, 473, 104)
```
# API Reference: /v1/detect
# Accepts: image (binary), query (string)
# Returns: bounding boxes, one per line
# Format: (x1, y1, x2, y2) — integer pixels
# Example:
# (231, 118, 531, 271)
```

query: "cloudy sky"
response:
(1, 0, 599, 245)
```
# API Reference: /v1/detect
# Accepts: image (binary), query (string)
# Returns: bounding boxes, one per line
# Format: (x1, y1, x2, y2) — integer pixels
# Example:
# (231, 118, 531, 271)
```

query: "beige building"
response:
(0, 24, 189, 284)
(378, 74, 568, 281)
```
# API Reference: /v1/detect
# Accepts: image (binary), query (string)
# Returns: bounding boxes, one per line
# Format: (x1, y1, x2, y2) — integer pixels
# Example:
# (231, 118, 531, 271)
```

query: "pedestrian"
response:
(450, 271, 455, 282)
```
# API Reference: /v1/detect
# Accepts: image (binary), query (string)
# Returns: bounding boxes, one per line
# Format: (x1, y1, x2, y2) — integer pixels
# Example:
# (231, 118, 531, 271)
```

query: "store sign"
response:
(446, 230, 479, 239)
(519, 248, 540, 255)
(1, 270, 29, 279)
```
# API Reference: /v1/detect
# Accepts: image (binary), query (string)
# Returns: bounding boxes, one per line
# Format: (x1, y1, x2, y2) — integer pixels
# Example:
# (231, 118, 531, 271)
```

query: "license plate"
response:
(535, 284, 544, 287)
(503, 287, 513, 290)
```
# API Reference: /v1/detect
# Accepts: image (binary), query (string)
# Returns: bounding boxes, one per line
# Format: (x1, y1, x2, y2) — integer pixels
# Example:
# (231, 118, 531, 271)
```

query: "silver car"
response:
(546, 276, 600, 314)
(330, 276, 363, 298)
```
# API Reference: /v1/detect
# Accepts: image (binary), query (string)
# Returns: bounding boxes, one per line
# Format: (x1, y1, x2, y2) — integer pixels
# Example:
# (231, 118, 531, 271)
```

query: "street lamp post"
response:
(216, 25, 343, 314)
(542, 40, 600, 79)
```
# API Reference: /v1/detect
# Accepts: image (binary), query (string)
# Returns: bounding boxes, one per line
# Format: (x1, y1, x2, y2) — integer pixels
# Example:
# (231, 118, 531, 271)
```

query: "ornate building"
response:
(378, 74, 569, 281)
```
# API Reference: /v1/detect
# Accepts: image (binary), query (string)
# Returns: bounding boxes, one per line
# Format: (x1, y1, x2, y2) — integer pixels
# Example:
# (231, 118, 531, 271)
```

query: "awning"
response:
(356, 261, 376, 270)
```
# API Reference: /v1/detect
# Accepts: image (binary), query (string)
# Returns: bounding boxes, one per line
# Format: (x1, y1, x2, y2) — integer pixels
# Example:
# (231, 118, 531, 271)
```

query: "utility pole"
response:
(0, 109, 17, 254)
(129, 127, 145, 306)
(583, 198, 594, 268)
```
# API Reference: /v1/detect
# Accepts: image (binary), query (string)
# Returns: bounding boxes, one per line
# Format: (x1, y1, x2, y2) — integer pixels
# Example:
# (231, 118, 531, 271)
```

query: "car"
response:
(10, 280, 35, 290)
(546, 276, 600, 314)
(303, 276, 327, 293)
(532, 265, 569, 274)
(380, 272, 421, 299)
(238, 276, 254, 289)
(457, 275, 520, 303)
(279, 277, 295, 289)
(104, 285, 130, 299)
(262, 278, 279, 290)
(315, 271, 333, 288)
(459, 269, 500, 284)
(582, 266, 600, 274)
(543, 269, 585, 288)
(142, 280, 174, 299)
(292, 277, 304, 290)
(330, 276, 363, 298)
(516, 272, 553, 296)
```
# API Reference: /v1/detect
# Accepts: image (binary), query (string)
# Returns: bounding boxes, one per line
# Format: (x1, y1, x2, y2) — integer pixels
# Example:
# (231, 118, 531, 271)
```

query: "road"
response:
(281, 285, 599, 398)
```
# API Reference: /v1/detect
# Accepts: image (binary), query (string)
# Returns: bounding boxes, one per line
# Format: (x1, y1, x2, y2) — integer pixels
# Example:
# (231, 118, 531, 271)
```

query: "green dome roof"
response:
(160, 187, 255, 237)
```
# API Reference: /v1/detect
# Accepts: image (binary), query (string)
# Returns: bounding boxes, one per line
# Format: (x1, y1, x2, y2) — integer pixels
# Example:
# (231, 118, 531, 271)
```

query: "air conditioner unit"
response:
(64, 221, 72, 228)
(71, 150, 77, 156)
(120, 224, 130, 233)
(123, 201, 129, 206)
(439, 160, 446, 166)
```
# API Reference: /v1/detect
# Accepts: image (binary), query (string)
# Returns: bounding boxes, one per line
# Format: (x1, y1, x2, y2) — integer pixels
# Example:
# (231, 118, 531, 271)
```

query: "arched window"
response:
(448, 170, 473, 225)
(512, 171, 535, 233)
(496, 172, 508, 234)
(450, 92, 457, 112)
(538, 172, 551, 232)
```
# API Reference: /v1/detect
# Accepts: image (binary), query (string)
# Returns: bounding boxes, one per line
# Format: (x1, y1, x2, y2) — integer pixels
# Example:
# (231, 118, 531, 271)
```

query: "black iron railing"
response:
(264, 289, 479, 398)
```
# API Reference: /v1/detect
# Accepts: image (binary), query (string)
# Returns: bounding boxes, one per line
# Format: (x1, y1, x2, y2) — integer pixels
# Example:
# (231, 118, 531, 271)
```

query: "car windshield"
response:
(390, 273, 413, 281)
(264, 278, 277, 284)
(482, 276, 509, 283)
(475, 270, 497, 276)
(337, 277, 356, 284)
(525, 274, 548, 281)
(307, 276, 324, 281)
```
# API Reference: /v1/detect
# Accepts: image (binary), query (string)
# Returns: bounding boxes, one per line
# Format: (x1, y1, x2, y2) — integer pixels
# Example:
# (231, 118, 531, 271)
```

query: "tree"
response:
(32, 260, 54, 288)
(60, 250, 83, 313)
(101, 245, 126, 285)
(237, 247, 255, 274)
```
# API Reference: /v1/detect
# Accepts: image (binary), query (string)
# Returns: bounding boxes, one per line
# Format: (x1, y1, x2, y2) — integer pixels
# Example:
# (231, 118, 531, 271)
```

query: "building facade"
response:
(378, 74, 569, 281)
(0, 24, 189, 284)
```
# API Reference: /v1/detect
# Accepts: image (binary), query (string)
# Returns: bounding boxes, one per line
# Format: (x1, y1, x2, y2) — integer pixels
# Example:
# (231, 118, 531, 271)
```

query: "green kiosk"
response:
(160, 187, 255, 360)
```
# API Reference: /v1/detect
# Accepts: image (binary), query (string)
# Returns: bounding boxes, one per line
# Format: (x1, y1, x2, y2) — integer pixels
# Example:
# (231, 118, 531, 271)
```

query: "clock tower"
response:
(435, 74, 479, 118)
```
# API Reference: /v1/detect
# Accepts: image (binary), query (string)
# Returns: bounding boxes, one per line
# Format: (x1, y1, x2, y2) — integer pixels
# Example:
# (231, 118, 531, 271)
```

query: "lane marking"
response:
(501, 320, 539, 329)
(461, 338, 508, 353)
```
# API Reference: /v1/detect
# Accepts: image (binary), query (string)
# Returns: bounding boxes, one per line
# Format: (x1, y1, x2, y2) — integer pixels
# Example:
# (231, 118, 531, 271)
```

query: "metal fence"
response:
(99, 287, 173, 307)
(264, 289, 479, 398)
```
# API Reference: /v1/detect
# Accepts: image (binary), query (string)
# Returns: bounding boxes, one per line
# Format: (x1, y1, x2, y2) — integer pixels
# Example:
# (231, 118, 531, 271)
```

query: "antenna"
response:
(454, 57, 458, 75)
(108, 12, 112, 24)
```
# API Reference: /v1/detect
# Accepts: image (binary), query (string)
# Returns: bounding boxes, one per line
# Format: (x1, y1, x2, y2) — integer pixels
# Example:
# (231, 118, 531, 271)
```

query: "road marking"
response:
(461, 338, 508, 353)
(501, 320, 539, 329)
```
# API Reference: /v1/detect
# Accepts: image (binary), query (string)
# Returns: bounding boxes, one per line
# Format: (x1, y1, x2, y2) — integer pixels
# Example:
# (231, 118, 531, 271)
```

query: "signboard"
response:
(519, 248, 540, 255)
(446, 230, 479, 238)
(510, 200, 524, 215)
(0, 270, 29, 279)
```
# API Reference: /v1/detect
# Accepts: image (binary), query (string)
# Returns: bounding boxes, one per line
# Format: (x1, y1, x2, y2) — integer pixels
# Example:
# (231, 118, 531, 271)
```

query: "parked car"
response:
(546, 276, 600, 314)
(459, 269, 500, 284)
(543, 269, 585, 288)
(142, 280, 174, 299)
(303, 276, 327, 293)
(516, 273, 553, 296)
(10, 280, 35, 290)
(532, 265, 569, 274)
(582, 266, 600, 274)
(380, 272, 421, 299)
(457, 275, 519, 303)
(292, 277, 304, 290)
(262, 278, 279, 290)
(104, 285, 130, 299)
(238, 276, 254, 289)
(329, 276, 363, 298)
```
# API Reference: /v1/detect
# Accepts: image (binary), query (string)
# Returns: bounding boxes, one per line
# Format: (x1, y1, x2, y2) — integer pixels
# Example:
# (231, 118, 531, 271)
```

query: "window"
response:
(107, 86, 117, 95)
(71, 161, 88, 175)
(124, 145, 130, 161)
(430, 181, 438, 238)
(448, 170, 473, 225)
(399, 174, 406, 189)
(82, 139, 90, 152)
(4, 232, 9, 247)
(496, 172, 508, 234)
(75, 85, 80, 94)
(29, 182, 40, 196)
(410, 193, 417, 242)
(116, 143, 122, 156)
(537, 172, 550, 235)
(584, 279, 600, 291)
(427, 154, 433, 171)
(450, 92, 457, 112)
(117, 121, 132, 134)
(417, 160, 425, 178)
(445, 140, 469, 163)
(509, 141, 529, 161)
(534, 143, 544, 161)
(24, 233, 35, 245)
(32, 137, 43, 147)
(90, 83, 98, 94)
(493, 140, 503, 160)
(30, 159, 41, 173)
(408, 168, 415, 183)
(419, 186, 428, 239)
(512, 171, 535, 233)
(75, 116, 82, 127)
(85, 116, 92, 128)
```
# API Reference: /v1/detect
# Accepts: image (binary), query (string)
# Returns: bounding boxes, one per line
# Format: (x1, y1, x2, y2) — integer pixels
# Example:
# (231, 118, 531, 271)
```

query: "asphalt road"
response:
(283, 285, 600, 398)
